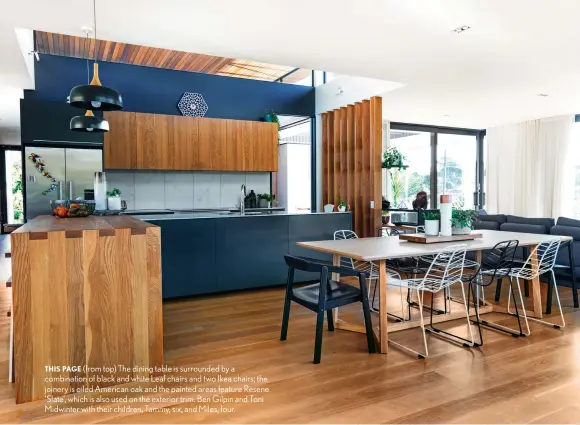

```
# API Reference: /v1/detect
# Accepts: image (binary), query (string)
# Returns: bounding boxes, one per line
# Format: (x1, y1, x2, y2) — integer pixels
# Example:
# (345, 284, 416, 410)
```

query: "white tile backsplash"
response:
(246, 172, 271, 196)
(104, 170, 270, 210)
(135, 172, 165, 210)
(165, 172, 195, 210)
(106, 171, 135, 210)
(220, 173, 246, 209)
(194, 172, 221, 208)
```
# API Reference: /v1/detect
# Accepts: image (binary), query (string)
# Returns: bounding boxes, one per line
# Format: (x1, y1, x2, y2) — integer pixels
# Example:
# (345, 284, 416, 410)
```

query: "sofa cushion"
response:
(477, 214, 507, 223)
(500, 223, 549, 234)
(474, 221, 500, 231)
(556, 216, 580, 228)
(506, 215, 555, 229)
(551, 225, 580, 241)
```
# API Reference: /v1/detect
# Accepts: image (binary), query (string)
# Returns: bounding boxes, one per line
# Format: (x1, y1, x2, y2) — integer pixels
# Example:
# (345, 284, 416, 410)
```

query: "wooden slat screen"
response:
(321, 96, 382, 237)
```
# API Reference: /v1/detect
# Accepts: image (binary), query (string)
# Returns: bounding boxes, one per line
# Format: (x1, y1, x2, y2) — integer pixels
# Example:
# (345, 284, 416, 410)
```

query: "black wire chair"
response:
(464, 240, 520, 346)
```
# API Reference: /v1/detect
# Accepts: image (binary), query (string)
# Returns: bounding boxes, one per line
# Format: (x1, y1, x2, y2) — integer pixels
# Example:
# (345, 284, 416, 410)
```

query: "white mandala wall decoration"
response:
(178, 92, 209, 117)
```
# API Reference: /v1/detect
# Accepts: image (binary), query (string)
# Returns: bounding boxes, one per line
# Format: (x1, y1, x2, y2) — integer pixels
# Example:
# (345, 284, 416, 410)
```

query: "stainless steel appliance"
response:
(388, 208, 440, 226)
(24, 146, 102, 220)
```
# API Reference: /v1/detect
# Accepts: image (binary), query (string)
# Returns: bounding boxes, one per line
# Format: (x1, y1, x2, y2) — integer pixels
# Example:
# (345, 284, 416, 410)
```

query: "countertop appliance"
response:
(24, 146, 103, 220)
(388, 208, 440, 226)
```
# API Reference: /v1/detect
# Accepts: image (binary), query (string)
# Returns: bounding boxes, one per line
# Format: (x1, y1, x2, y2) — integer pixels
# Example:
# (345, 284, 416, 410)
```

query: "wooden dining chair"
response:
(281, 255, 375, 364)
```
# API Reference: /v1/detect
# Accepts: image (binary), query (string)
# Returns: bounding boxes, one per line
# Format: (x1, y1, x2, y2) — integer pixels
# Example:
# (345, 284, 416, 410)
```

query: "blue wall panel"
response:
(26, 55, 315, 120)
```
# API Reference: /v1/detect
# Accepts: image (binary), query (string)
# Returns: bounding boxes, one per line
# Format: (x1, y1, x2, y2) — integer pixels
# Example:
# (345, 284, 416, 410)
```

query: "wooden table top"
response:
(297, 229, 571, 261)
(13, 215, 156, 237)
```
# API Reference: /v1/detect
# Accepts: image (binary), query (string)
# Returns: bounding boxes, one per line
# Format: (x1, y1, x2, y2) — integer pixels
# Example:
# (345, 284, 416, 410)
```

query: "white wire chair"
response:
(333, 230, 407, 321)
(387, 244, 473, 359)
(506, 238, 565, 332)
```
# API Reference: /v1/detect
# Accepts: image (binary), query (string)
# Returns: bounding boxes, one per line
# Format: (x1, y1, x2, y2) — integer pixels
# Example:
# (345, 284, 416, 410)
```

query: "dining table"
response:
(297, 229, 572, 354)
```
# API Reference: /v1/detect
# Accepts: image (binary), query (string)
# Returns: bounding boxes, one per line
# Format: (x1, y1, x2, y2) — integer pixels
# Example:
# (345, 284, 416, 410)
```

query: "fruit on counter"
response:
(67, 203, 90, 217)
(53, 205, 69, 218)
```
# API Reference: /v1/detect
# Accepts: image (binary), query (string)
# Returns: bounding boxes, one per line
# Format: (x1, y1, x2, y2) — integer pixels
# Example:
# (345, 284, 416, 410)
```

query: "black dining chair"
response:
(464, 240, 520, 346)
(281, 255, 375, 364)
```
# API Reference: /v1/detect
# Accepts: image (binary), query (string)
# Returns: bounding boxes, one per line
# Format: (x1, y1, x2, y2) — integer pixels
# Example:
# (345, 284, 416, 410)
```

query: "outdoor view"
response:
(388, 130, 476, 209)
(5, 150, 23, 224)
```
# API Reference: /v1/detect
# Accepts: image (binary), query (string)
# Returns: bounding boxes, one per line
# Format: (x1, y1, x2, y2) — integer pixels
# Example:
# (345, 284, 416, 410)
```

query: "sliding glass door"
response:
(388, 124, 483, 210)
(437, 134, 477, 209)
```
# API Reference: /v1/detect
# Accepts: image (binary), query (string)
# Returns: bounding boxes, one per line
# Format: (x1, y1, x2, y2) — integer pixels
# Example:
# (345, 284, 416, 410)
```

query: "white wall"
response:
(315, 75, 404, 115)
(106, 170, 270, 210)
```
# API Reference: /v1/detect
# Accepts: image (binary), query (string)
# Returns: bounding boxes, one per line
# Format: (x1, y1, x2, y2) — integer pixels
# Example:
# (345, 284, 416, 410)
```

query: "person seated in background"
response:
(412, 191, 428, 210)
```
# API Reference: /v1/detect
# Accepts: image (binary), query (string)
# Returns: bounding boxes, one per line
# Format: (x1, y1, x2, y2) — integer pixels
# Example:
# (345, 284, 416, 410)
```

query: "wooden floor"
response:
(0, 239, 578, 423)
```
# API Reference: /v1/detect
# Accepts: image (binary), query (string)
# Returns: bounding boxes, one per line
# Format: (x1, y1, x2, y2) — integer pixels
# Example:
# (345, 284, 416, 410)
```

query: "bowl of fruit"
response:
(51, 200, 96, 218)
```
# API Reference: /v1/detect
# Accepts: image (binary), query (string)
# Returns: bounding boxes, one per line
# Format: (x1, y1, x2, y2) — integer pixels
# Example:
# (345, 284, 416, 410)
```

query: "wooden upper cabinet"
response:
(103, 111, 137, 169)
(104, 112, 277, 172)
(198, 118, 227, 171)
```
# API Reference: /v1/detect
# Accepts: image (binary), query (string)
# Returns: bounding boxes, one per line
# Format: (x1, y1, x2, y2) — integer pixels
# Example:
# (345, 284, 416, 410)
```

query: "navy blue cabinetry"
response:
(145, 212, 352, 299)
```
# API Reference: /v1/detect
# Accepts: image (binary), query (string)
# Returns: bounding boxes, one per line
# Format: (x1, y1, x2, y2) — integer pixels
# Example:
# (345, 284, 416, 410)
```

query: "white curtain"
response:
(486, 114, 574, 218)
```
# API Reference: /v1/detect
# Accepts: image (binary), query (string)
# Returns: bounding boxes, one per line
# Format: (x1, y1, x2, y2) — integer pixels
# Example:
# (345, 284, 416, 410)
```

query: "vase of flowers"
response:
(381, 211, 390, 225)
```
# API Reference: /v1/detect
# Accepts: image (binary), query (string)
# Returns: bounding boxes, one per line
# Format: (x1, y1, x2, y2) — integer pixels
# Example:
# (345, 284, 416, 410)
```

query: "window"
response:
(5, 150, 23, 224)
(388, 130, 431, 208)
(569, 123, 580, 218)
(278, 118, 312, 212)
(437, 134, 477, 208)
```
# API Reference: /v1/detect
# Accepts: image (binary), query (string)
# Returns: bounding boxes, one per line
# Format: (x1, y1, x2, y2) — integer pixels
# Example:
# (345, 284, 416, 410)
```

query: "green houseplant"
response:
(259, 193, 276, 208)
(382, 147, 409, 207)
(106, 188, 122, 211)
(264, 110, 280, 141)
(451, 209, 477, 235)
(381, 210, 390, 225)
(337, 199, 348, 212)
(423, 211, 440, 236)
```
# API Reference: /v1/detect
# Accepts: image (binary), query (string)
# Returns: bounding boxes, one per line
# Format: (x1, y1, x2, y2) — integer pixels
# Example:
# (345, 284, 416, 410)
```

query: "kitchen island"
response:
(11, 215, 163, 404)
(140, 211, 352, 298)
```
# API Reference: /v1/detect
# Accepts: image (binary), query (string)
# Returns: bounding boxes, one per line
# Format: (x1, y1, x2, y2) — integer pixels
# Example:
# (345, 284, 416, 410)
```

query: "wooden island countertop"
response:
(11, 215, 163, 404)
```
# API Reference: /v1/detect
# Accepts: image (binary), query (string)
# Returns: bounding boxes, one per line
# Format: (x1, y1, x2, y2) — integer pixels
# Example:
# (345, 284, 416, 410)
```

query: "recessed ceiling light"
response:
(443, 114, 451, 117)
(537, 93, 549, 97)
(452, 25, 471, 34)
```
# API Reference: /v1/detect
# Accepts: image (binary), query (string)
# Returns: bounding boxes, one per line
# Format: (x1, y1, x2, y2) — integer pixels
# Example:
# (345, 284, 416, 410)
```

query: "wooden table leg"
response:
(529, 244, 544, 318)
(332, 254, 340, 326)
(378, 259, 388, 353)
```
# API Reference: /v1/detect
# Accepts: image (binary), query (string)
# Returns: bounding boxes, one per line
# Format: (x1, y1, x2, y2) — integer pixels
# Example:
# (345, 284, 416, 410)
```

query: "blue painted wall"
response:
(25, 55, 315, 120)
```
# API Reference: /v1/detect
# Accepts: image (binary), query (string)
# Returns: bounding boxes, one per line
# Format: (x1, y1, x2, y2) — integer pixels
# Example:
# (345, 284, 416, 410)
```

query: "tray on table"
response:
(398, 232, 483, 244)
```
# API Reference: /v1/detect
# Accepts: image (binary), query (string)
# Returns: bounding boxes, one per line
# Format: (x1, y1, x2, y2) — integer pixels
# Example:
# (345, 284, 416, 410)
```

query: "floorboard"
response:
(0, 243, 577, 424)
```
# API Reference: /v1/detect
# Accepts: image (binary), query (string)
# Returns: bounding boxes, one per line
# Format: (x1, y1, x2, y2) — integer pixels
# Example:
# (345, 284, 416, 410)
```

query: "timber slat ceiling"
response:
(35, 31, 309, 83)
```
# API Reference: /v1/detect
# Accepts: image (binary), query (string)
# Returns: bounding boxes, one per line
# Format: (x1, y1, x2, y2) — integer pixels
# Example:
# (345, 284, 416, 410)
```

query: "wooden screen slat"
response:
(370, 97, 383, 238)
(361, 100, 371, 237)
(332, 109, 341, 207)
(327, 111, 335, 208)
(321, 113, 329, 208)
(353, 102, 363, 237)
(346, 104, 355, 220)
(339, 107, 348, 206)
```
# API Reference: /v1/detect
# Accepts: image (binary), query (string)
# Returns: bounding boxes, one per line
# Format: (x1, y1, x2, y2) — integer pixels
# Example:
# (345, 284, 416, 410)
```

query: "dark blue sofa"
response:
(474, 214, 578, 309)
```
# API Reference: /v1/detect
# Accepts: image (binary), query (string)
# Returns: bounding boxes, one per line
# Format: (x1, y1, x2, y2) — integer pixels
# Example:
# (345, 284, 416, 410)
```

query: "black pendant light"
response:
(69, 0, 123, 111)
(71, 110, 109, 132)
(70, 31, 110, 132)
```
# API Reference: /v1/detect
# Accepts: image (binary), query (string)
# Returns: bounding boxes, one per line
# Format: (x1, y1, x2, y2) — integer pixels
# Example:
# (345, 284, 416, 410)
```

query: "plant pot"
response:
(107, 196, 121, 211)
(424, 220, 439, 236)
(324, 204, 334, 213)
(382, 215, 390, 225)
(258, 198, 268, 208)
(338, 206, 346, 212)
(452, 226, 472, 235)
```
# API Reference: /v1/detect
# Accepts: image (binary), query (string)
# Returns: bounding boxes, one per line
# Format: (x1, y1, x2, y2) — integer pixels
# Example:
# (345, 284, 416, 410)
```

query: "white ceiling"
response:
(2, 0, 580, 133)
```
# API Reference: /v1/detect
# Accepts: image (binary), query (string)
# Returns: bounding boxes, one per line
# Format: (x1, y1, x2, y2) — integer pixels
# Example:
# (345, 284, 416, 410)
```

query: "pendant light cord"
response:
(93, 0, 97, 64)
(85, 33, 90, 84)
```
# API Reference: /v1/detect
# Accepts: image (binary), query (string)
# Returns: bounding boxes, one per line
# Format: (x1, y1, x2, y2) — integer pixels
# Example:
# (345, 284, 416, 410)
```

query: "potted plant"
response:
(260, 193, 276, 208)
(107, 188, 122, 211)
(337, 199, 348, 212)
(381, 211, 390, 225)
(423, 211, 440, 236)
(451, 209, 477, 235)
(382, 147, 409, 207)
(264, 110, 280, 141)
